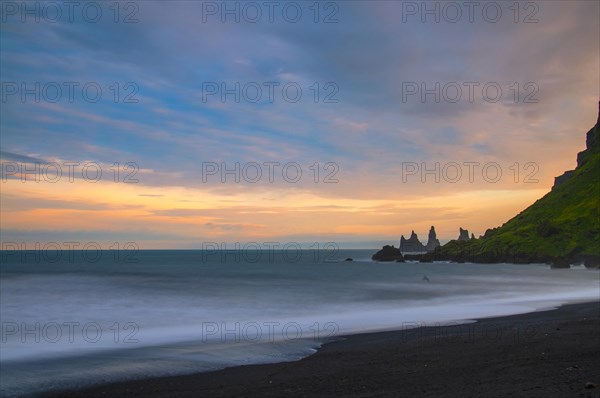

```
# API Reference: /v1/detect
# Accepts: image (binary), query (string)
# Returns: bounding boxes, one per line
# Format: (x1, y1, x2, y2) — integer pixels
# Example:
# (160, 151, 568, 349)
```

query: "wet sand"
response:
(44, 301, 600, 397)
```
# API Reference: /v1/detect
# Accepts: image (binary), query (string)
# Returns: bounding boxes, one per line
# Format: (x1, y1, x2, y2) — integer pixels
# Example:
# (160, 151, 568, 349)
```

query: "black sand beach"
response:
(44, 301, 600, 398)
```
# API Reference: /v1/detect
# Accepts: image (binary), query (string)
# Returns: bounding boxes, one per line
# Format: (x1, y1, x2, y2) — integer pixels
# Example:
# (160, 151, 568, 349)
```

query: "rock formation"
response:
(552, 170, 575, 190)
(425, 226, 441, 252)
(457, 228, 470, 241)
(399, 231, 426, 253)
(372, 245, 404, 262)
(553, 103, 600, 190)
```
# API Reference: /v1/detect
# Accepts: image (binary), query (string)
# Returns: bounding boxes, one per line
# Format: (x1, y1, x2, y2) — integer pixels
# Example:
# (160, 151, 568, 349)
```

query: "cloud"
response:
(1, 0, 598, 246)
(204, 222, 265, 231)
(0, 150, 46, 164)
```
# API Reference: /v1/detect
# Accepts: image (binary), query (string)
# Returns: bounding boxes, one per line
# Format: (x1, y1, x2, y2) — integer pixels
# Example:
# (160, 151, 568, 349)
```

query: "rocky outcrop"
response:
(400, 231, 426, 253)
(552, 170, 575, 190)
(425, 226, 441, 252)
(457, 228, 470, 241)
(550, 257, 571, 268)
(372, 245, 404, 262)
(583, 255, 600, 269)
(577, 104, 600, 167)
(553, 102, 600, 190)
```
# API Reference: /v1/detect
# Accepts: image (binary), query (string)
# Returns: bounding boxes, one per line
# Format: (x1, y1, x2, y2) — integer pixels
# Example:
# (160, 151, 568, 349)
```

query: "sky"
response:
(1, 0, 599, 249)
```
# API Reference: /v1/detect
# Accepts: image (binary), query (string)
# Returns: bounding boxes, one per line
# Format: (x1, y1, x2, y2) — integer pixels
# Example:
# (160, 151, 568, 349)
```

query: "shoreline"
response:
(42, 300, 600, 397)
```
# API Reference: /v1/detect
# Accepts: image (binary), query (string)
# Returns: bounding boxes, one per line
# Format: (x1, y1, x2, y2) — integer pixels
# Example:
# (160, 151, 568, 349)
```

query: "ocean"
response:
(1, 249, 598, 397)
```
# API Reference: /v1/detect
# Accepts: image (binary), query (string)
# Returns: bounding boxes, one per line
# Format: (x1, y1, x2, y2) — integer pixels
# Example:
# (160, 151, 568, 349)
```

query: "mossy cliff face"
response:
(425, 103, 600, 267)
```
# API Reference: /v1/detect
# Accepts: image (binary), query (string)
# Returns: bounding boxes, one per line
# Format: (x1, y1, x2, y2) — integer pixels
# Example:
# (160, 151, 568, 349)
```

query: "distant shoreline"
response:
(43, 300, 600, 398)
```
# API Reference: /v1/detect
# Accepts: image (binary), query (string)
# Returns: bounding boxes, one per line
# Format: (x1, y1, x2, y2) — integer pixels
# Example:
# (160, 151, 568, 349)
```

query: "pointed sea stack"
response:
(400, 230, 426, 253)
(458, 228, 470, 241)
(425, 226, 441, 252)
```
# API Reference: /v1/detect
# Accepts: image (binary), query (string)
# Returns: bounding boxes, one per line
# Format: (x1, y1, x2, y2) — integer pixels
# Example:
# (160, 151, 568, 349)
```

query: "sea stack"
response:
(425, 226, 441, 252)
(400, 230, 426, 253)
(458, 228, 470, 241)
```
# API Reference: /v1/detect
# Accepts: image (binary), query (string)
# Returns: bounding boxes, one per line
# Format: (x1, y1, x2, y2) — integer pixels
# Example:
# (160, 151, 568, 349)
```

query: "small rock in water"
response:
(371, 245, 404, 262)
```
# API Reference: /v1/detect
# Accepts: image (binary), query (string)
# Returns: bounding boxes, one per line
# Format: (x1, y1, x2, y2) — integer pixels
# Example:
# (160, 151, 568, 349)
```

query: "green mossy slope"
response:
(430, 106, 600, 266)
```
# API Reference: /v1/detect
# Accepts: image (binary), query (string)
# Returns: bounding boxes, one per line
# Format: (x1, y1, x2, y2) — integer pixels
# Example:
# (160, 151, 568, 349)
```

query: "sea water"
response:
(1, 249, 598, 396)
